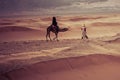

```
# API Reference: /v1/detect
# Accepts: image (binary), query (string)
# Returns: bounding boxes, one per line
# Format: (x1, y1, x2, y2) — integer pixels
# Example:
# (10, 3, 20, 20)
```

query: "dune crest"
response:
(1, 54, 120, 80)
(0, 26, 38, 32)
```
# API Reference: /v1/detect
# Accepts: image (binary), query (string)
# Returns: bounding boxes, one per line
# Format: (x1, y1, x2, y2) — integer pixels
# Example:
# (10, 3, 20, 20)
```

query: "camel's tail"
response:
(59, 28, 69, 32)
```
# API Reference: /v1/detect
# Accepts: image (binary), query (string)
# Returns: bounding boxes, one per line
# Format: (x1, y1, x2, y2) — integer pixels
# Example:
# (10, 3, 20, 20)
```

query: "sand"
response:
(0, 14, 120, 80)
(1, 54, 120, 80)
(0, 37, 120, 80)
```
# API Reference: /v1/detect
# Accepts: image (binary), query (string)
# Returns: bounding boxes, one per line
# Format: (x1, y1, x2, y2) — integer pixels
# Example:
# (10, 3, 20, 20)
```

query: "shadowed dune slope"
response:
(0, 26, 38, 32)
(1, 54, 120, 80)
(104, 33, 120, 43)
(106, 38, 120, 43)
(0, 26, 44, 41)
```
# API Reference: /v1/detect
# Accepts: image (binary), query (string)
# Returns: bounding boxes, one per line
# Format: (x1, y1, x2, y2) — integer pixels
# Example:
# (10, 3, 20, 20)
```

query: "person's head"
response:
(83, 24, 86, 27)
(53, 17, 56, 21)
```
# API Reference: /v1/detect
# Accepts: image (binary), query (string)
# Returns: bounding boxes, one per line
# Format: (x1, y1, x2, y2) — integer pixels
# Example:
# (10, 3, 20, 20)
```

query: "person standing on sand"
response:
(81, 24, 88, 39)
(51, 17, 59, 32)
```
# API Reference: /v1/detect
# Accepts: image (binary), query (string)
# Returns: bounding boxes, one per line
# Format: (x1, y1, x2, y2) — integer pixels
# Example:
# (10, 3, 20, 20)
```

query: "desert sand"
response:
(0, 14, 120, 80)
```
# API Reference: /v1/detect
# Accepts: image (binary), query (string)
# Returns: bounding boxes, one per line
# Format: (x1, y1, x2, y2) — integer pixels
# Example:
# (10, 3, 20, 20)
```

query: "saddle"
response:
(51, 25, 57, 31)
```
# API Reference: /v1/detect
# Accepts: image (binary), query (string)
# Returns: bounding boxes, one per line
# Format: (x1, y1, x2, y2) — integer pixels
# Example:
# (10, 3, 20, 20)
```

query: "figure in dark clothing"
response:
(51, 17, 59, 32)
(46, 17, 68, 41)
(52, 17, 57, 26)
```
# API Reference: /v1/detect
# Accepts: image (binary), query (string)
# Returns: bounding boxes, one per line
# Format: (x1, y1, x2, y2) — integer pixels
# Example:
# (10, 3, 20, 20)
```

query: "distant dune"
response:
(40, 16, 107, 22)
(91, 22, 120, 27)
(69, 16, 107, 21)
(0, 26, 42, 41)
(15, 19, 38, 23)
(0, 26, 38, 32)
(0, 22, 14, 25)
(41, 17, 51, 21)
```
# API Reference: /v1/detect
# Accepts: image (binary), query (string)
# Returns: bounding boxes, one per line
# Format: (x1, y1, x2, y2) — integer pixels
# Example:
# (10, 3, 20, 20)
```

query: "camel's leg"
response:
(48, 32, 52, 41)
(46, 29, 52, 41)
(53, 38, 56, 40)
(53, 32, 56, 40)
(53, 34, 56, 41)
(55, 32, 59, 41)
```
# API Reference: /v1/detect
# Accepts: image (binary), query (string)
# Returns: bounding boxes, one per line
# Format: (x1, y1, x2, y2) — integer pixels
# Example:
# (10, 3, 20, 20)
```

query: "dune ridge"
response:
(91, 22, 120, 27)
(0, 26, 38, 32)
(1, 54, 120, 80)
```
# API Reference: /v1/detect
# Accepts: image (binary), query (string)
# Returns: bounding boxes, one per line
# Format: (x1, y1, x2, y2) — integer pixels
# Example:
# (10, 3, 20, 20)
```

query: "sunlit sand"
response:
(0, 14, 120, 80)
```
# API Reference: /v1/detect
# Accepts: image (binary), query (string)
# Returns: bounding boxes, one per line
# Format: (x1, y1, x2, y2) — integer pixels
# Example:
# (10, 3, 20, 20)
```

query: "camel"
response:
(46, 25, 68, 41)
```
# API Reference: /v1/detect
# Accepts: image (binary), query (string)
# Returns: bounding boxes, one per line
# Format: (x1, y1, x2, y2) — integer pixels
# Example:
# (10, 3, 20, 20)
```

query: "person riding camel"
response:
(51, 17, 59, 32)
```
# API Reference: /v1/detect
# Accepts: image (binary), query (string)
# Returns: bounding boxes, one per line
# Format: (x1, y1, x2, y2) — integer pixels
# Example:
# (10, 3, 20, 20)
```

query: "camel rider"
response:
(52, 17, 59, 32)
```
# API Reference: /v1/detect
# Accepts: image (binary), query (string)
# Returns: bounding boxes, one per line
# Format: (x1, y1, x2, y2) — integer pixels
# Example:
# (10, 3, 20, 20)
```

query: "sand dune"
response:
(91, 22, 120, 27)
(0, 26, 38, 32)
(0, 22, 14, 26)
(105, 38, 120, 43)
(0, 31, 44, 42)
(0, 36, 120, 80)
(69, 16, 107, 22)
(41, 17, 51, 21)
(0, 14, 120, 80)
(15, 19, 38, 23)
(1, 54, 120, 80)
(40, 15, 108, 22)
(0, 34, 119, 74)
(0, 26, 44, 41)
